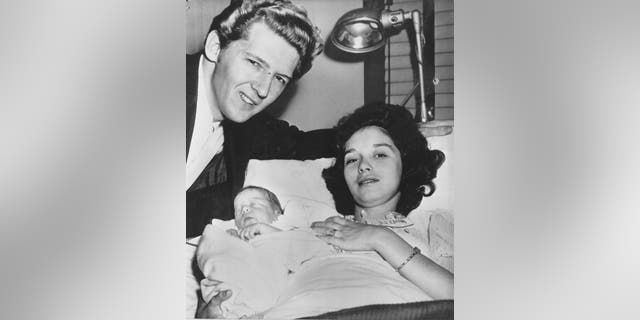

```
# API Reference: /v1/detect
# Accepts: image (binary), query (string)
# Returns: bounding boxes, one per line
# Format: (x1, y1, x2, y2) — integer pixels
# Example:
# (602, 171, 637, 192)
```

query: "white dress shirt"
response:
(186, 56, 224, 190)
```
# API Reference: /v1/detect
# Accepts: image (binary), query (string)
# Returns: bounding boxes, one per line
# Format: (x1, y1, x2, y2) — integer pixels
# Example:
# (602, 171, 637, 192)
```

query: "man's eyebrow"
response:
(278, 73, 292, 81)
(344, 148, 355, 155)
(246, 51, 269, 68)
(246, 51, 293, 80)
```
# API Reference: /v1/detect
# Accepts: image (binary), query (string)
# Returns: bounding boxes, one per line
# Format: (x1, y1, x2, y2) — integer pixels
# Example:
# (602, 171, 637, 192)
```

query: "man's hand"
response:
(195, 289, 232, 318)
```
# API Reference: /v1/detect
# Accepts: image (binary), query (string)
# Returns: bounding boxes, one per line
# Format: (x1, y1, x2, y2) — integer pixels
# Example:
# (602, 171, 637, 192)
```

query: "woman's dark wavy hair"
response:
(322, 102, 445, 216)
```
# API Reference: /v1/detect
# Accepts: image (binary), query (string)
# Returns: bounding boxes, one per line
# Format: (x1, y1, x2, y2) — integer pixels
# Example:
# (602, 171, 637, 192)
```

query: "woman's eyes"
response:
(345, 153, 388, 165)
(345, 158, 357, 165)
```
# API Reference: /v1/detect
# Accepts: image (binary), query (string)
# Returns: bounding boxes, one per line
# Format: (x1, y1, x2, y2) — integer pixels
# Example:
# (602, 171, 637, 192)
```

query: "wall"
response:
(185, 0, 365, 131)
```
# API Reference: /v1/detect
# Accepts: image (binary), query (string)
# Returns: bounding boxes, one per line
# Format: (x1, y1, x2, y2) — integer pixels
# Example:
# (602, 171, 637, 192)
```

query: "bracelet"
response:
(395, 247, 421, 272)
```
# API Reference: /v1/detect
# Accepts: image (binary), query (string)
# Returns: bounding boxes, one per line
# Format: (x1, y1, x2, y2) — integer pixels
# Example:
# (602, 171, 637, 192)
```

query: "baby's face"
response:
(233, 188, 281, 229)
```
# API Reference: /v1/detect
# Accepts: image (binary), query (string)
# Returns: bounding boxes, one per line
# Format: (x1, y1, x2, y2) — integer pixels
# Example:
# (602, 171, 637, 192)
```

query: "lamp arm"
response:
(410, 10, 432, 122)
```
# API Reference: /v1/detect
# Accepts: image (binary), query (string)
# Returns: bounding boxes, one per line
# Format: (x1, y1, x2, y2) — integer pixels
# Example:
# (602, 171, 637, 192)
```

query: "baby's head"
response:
(233, 186, 283, 229)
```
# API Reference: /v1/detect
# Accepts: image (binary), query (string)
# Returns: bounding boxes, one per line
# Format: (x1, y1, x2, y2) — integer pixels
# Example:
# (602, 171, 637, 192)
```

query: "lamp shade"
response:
(331, 7, 434, 122)
(330, 8, 385, 53)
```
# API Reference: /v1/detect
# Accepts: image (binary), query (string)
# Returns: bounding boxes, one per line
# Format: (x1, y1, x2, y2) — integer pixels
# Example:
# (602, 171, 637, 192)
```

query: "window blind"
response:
(384, 0, 454, 120)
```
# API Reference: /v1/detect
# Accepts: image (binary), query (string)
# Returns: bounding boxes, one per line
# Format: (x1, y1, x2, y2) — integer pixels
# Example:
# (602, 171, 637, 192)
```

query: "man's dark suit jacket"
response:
(186, 54, 336, 237)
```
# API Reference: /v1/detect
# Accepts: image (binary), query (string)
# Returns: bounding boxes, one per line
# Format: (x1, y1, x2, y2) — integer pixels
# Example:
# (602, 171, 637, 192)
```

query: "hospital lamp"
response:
(330, 7, 434, 122)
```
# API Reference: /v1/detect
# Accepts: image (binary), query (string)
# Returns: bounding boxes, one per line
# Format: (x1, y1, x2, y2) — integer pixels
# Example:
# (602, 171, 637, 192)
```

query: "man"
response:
(186, 0, 335, 238)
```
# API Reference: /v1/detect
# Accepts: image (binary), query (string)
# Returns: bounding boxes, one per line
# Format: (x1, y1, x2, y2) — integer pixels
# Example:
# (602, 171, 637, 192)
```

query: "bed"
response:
(186, 125, 455, 319)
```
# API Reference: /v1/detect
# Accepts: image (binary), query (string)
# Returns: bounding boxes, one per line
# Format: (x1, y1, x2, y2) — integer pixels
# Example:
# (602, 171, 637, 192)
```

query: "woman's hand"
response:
(311, 216, 392, 252)
(238, 222, 281, 240)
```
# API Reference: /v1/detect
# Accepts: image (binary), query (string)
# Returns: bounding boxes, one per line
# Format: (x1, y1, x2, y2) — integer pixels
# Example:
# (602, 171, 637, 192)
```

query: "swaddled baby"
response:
(196, 186, 339, 318)
(209, 185, 336, 239)
(229, 186, 286, 240)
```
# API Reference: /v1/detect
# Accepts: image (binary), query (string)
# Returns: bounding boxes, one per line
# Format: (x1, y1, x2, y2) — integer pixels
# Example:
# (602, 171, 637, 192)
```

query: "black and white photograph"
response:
(185, 0, 455, 318)
(4, 0, 640, 319)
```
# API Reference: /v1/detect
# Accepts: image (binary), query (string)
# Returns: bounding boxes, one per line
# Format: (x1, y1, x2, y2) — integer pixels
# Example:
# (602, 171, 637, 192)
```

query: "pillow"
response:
(243, 158, 336, 209)
(276, 197, 340, 228)
(407, 208, 454, 273)
(418, 124, 454, 212)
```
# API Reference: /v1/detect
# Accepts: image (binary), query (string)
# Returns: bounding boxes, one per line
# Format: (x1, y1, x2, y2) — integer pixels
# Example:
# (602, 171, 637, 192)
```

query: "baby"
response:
(196, 186, 341, 318)
(211, 185, 338, 239)
(229, 185, 285, 240)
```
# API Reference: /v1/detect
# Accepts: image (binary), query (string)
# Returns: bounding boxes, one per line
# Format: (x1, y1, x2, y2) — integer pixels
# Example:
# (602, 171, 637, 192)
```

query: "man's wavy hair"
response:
(208, 0, 324, 80)
(322, 102, 445, 216)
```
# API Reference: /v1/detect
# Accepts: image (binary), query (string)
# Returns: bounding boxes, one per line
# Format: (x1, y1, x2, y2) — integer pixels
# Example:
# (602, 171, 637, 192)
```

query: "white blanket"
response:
(259, 210, 451, 318)
(186, 207, 454, 319)
(196, 224, 336, 318)
(261, 252, 432, 319)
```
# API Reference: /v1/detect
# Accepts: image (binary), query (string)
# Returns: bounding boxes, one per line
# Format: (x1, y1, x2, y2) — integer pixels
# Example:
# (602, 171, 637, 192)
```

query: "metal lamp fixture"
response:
(331, 7, 433, 122)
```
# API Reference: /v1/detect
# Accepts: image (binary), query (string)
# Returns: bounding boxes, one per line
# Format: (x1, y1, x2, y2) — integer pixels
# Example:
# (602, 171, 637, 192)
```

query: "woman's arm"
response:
(312, 216, 453, 299)
(372, 228, 453, 299)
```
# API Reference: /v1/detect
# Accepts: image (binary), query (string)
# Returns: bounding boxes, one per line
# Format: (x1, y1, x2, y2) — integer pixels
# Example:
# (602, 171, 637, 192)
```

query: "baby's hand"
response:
(239, 223, 281, 240)
(225, 229, 240, 238)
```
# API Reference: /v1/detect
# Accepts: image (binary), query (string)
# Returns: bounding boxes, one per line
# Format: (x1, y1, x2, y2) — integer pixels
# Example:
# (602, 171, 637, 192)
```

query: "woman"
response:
(257, 102, 452, 319)
(313, 102, 453, 299)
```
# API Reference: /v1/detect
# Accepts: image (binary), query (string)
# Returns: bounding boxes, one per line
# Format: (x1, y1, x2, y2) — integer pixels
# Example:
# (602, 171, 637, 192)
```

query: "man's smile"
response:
(239, 92, 257, 106)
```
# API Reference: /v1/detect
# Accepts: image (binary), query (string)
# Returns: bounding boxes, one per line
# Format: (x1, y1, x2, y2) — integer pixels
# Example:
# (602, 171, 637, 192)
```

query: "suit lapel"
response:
(186, 54, 200, 159)
(222, 120, 242, 195)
